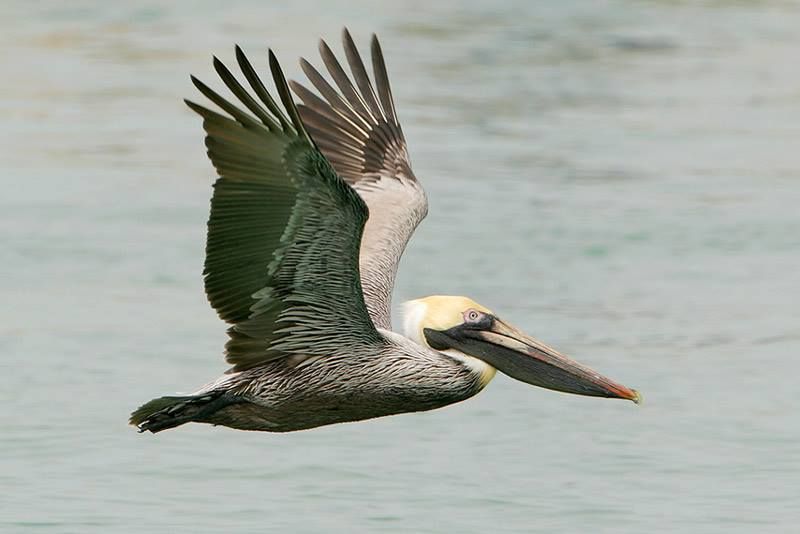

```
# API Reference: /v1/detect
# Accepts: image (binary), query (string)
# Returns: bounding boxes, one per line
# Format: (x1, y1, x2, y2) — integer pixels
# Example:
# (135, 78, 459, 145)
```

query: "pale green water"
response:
(2, 1, 799, 532)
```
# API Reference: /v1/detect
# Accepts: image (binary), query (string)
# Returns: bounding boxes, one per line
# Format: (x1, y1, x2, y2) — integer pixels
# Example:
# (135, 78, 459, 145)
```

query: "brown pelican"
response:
(130, 30, 640, 434)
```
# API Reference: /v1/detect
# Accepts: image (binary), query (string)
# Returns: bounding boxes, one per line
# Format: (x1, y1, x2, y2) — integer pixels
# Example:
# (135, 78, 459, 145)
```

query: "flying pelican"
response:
(130, 30, 640, 434)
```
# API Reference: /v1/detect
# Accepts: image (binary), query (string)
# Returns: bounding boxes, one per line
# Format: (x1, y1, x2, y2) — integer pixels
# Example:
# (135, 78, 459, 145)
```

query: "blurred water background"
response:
(2, 1, 799, 532)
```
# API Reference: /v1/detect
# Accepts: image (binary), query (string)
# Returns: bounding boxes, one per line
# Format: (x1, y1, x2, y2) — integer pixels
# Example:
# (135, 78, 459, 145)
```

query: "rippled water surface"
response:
(3, 1, 799, 532)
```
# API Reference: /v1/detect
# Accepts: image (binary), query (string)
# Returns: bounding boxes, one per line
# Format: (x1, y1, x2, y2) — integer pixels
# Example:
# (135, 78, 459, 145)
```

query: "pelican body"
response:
(130, 31, 639, 434)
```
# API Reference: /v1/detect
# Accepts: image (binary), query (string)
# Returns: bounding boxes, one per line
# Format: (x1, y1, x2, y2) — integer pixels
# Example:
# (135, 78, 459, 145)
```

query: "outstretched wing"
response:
(289, 30, 427, 330)
(187, 47, 383, 372)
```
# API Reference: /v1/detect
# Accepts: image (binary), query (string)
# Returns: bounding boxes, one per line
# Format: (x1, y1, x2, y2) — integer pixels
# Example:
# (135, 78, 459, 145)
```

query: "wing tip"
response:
(190, 75, 218, 104)
(269, 48, 314, 144)
(234, 44, 252, 72)
(184, 97, 201, 111)
(211, 55, 230, 79)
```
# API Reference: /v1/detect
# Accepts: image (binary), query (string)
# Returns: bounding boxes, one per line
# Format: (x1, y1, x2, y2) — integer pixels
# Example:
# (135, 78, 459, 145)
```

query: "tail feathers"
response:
(129, 393, 223, 434)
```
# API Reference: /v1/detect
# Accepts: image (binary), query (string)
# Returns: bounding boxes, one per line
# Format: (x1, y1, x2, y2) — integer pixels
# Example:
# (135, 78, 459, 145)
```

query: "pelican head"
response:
(404, 296, 640, 403)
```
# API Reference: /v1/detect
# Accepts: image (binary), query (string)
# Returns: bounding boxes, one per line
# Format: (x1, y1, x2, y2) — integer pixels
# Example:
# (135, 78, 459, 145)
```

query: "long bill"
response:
(424, 319, 641, 403)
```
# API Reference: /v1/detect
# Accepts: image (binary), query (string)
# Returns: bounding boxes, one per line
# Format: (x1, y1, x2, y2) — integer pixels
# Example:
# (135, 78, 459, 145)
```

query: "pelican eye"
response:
(464, 309, 484, 324)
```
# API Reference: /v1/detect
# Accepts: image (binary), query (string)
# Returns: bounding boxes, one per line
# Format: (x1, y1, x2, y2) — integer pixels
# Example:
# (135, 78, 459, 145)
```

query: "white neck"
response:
(402, 298, 429, 345)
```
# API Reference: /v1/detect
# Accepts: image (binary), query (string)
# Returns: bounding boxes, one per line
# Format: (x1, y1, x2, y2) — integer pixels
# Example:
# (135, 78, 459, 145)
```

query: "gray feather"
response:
(292, 29, 428, 329)
(187, 48, 382, 371)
